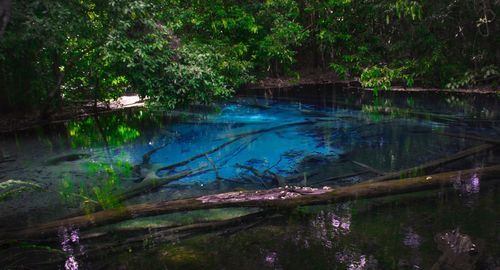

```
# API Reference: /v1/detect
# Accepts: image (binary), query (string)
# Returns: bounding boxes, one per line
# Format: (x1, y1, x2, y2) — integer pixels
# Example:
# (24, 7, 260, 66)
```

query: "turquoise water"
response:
(0, 91, 499, 269)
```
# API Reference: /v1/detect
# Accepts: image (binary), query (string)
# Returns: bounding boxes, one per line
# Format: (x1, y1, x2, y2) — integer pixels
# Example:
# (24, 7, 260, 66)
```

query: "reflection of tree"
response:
(67, 114, 140, 150)
(61, 110, 166, 212)
(59, 159, 134, 213)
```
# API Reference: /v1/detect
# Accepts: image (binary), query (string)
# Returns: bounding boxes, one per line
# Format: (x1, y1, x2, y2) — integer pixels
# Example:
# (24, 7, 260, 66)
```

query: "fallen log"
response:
(118, 166, 207, 201)
(365, 143, 496, 183)
(157, 120, 323, 172)
(5, 211, 274, 268)
(310, 170, 370, 187)
(436, 132, 500, 145)
(6, 164, 500, 239)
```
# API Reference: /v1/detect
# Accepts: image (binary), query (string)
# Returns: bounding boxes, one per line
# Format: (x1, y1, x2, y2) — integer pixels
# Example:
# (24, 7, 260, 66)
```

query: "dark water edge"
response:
(100, 185, 500, 270)
(239, 84, 500, 118)
(0, 88, 499, 269)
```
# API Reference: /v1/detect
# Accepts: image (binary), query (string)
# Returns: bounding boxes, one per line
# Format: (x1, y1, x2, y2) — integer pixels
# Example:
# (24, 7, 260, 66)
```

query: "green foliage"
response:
(393, 0, 423, 20)
(0, 0, 498, 112)
(446, 65, 499, 89)
(360, 66, 413, 96)
(59, 160, 131, 212)
(67, 115, 141, 149)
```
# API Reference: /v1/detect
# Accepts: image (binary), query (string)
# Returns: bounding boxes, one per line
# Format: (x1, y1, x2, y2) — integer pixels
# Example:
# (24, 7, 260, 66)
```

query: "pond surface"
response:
(0, 89, 499, 269)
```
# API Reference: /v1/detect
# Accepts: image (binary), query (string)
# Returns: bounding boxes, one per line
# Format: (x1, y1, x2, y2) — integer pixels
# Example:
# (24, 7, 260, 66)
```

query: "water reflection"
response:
(59, 227, 82, 270)
(1, 94, 500, 269)
(264, 250, 279, 267)
(453, 172, 481, 207)
(336, 251, 375, 270)
(292, 207, 352, 251)
(403, 227, 422, 249)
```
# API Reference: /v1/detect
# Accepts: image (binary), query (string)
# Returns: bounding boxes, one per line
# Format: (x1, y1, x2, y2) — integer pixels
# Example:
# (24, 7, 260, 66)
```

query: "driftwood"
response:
(6, 164, 500, 239)
(365, 143, 496, 183)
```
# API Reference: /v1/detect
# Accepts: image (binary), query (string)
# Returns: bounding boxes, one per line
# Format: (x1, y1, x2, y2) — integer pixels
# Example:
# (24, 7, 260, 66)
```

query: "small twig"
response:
(265, 170, 286, 187)
(235, 163, 264, 178)
(267, 155, 283, 171)
(142, 143, 169, 165)
(205, 154, 221, 185)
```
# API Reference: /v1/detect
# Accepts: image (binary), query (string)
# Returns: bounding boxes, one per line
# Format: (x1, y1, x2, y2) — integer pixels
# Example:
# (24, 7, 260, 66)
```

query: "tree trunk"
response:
(5, 164, 500, 239)
(40, 51, 65, 119)
(0, 0, 11, 38)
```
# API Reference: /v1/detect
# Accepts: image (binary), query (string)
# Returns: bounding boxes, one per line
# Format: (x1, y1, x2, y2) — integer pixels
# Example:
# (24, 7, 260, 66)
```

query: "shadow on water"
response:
(0, 88, 499, 269)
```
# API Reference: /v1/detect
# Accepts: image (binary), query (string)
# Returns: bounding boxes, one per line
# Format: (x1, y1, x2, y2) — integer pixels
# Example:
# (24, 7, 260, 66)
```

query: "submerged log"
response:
(129, 120, 326, 196)
(436, 132, 500, 145)
(118, 166, 207, 201)
(365, 143, 496, 183)
(311, 170, 370, 187)
(350, 160, 384, 175)
(6, 164, 500, 239)
(155, 120, 324, 173)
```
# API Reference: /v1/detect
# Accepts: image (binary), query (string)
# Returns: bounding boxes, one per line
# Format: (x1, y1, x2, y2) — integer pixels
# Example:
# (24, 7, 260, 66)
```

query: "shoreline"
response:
(1, 82, 498, 134)
(243, 79, 499, 95)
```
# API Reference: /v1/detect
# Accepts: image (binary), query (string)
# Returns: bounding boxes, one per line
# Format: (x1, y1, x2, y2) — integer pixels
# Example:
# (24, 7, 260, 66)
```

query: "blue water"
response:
(1, 93, 500, 269)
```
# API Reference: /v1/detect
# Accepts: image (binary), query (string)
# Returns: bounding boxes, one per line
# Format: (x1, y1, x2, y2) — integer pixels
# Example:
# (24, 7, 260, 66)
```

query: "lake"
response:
(1, 88, 499, 269)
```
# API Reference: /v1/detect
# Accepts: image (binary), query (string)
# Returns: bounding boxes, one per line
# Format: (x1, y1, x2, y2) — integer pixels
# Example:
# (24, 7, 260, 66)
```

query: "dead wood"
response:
(350, 160, 384, 175)
(6, 164, 500, 239)
(436, 132, 500, 145)
(365, 143, 496, 183)
(310, 170, 370, 187)
(118, 166, 207, 201)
